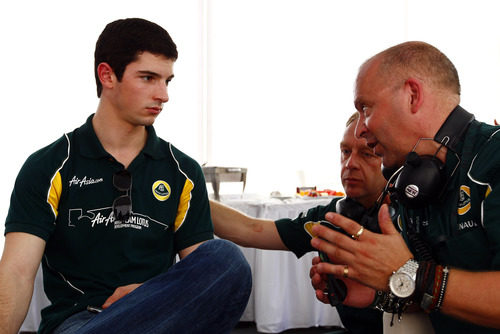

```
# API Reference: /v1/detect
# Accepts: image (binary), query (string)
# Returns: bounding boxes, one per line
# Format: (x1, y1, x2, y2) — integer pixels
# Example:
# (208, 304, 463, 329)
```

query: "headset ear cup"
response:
(394, 153, 446, 208)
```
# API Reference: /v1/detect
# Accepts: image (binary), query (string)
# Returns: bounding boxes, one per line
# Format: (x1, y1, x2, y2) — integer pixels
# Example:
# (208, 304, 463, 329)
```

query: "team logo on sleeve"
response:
(152, 180, 171, 201)
(303, 221, 320, 238)
(458, 185, 471, 215)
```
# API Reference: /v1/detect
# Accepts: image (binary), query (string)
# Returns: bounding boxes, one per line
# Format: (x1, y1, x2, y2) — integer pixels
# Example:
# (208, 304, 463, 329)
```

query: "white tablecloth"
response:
(21, 195, 343, 333)
(221, 195, 343, 333)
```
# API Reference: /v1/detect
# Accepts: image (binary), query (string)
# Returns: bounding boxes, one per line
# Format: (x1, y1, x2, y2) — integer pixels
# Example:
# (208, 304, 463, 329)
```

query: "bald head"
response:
(360, 41, 461, 97)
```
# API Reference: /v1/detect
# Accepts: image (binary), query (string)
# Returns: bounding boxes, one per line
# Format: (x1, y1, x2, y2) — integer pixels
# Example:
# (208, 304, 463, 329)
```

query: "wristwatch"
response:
(389, 259, 419, 298)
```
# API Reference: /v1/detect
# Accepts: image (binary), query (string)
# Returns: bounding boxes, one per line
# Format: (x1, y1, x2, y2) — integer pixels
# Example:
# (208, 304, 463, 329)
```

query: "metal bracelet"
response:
(435, 266, 449, 311)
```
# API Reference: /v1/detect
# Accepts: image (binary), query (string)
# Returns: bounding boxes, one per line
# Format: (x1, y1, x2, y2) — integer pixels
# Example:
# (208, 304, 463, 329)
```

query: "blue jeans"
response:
(52, 239, 251, 334)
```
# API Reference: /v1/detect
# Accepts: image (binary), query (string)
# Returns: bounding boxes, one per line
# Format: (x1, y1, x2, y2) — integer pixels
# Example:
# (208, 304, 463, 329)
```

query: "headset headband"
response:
(434, 105, 474, 152)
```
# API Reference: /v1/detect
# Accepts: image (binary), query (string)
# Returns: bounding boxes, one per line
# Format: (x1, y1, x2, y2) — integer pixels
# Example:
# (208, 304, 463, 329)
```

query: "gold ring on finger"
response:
(352, 226, 364, 241)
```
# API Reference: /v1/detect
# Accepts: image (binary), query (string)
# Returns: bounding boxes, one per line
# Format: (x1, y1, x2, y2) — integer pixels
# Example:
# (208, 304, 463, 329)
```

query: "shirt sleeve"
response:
(274, 198, 339, 258)
(172, 156, 214, 252)
(4, 139, 68, 240)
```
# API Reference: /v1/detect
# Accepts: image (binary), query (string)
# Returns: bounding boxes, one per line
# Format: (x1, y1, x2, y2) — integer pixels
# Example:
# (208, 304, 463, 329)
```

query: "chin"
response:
(382, 156, 403, 170)
(139, 117, 157, 127)
(383, 149, 410, 167)
(344, 187, 361, 199)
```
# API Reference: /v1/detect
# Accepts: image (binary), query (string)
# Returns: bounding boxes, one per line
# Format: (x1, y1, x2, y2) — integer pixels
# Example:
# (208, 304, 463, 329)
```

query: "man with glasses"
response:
(0, 18, 251, 334)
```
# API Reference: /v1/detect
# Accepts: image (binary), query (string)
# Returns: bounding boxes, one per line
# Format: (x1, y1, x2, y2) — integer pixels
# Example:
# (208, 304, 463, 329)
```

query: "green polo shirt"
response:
(399, 119, 500, 333)
(275, 198, 339, 258)
(5, 115, 214, 333)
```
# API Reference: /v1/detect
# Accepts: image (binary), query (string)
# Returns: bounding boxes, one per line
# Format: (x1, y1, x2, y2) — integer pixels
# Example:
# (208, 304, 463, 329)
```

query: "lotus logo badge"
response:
(458, 185, 471, 215)
(152, 180, 171, 201)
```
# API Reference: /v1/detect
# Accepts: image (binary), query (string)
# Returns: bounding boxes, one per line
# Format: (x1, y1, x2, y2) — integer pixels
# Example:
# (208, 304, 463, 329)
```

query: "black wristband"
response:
(415, 261, 437, 312)
(415, 261, 431, 302)
(369, 290, 387, 309)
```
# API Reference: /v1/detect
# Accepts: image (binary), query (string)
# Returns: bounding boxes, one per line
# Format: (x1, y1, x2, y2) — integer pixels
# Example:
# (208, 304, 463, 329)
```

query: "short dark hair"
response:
(94, 18, 178, 97)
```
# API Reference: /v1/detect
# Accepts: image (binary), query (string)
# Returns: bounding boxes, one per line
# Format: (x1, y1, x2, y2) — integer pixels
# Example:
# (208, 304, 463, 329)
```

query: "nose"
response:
(354, 116, 368, 139)
(155, 82, 169, 103)
(345, 152, 360, 169)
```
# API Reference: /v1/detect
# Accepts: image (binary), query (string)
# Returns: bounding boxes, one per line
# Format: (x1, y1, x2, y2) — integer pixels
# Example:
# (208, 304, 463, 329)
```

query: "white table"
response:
(220, 195, 343, 333)
(21, 195, 343, 333)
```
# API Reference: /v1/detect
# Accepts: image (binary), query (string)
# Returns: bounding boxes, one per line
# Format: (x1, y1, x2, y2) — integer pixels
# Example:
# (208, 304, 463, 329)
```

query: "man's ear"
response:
(405, 78, 423, 114)
(97, 63, 115, 90)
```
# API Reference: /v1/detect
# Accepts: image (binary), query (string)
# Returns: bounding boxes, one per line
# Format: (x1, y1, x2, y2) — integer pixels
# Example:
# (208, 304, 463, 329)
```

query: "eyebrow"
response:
(353, 98, 363, 111)
(137, 70, 174, 81)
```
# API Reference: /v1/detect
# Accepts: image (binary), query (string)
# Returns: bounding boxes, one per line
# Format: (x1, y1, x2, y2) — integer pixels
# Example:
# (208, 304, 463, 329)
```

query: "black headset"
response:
(384, 105, 474, 208)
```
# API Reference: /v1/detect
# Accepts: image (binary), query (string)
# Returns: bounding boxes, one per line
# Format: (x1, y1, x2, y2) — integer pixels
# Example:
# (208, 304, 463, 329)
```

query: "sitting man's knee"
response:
(202, 239, 251, 283)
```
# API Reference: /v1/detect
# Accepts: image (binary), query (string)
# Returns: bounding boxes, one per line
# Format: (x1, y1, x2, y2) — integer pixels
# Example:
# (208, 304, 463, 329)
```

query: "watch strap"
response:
(400, 259, 419, 278)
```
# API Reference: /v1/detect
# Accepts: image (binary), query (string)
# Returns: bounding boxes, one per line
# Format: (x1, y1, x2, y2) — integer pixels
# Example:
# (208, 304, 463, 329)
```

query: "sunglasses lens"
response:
(113, 170, 132, 191)
(113, 195, 131, 221)
(112, 170, 132, 221)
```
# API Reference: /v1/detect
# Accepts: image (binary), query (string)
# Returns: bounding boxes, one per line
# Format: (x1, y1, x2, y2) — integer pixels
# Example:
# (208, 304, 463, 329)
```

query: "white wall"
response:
(205, 0, 407, 194)
(204, 0, 500, 196)
(1, 0, 500, 252)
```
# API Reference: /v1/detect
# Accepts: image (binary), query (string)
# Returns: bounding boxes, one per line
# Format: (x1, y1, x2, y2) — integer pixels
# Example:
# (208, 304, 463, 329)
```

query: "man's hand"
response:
(310, 255, 375, 308)
(310, 204, 413, 291)
(102, 283, 142, 309)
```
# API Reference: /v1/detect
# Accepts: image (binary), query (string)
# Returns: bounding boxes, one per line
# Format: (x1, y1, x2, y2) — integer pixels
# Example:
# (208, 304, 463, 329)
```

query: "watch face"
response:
(389, 272, 415, 298)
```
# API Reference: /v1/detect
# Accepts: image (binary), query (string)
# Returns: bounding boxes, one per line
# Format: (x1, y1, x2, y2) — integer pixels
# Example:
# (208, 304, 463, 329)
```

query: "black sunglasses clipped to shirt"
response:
(112, 170, 132, 222)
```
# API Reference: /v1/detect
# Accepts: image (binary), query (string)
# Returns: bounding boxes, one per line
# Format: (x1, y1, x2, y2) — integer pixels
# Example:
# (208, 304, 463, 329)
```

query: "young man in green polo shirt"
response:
(0, 18, 251, 334)
(211, 112, 387, 334)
